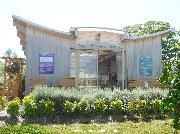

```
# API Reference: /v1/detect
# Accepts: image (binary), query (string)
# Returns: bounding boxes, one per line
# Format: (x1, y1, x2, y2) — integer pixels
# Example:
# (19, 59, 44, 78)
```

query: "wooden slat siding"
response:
(25, 26, 71, 94)
(153, 36, 162, 76)
(125, 35, 162, 80)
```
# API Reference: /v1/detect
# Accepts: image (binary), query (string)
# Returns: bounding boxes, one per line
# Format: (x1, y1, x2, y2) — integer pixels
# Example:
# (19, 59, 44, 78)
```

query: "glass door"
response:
(78, 50, 98, 87)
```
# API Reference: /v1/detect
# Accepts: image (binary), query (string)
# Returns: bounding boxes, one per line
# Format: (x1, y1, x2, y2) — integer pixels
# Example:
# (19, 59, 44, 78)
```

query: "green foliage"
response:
(63, 100, 76, 115)
(161, 89, 180, 129)
(93, 98, 107, 115)
(4, 48, 18, 58)
(33, 86, 167, 106)
(109, 98, 123, 114)
(22, 93, 36, 117)
(0, 62, 4, 84)
(159, 31, 180, 129)
(32, 86, 167, 117)
(158, 52, 180, 89)
(36, 99, 55, 117)
(152, 99, 162, 113)
(137, 100, 148, 115)
(123, 21, 170, 37)
(76, 98, 89, 115)
(0, 96, 5, 109)
(0, 124, 46, 134)
(126, 102, 137, 114)
(6, 97, 20, 118)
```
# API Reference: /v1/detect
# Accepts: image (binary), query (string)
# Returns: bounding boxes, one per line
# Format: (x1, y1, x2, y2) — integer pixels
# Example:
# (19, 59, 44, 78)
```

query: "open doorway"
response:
(70, 50, 121, 88)
(98, 51, 117, 88)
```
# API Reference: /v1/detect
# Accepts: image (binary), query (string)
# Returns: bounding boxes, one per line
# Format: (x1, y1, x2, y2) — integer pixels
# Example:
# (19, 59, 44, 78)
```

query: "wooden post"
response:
(3, 58, 7, 96)
(96, 51, 99, 87)
(75, 50, 79, 89)
(122, 50, 125, 89)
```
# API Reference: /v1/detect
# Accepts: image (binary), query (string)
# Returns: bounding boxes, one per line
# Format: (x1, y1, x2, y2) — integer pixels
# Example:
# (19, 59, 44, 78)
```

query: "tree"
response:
(4, 48, 18, 58)
(123, 21, 170, 37)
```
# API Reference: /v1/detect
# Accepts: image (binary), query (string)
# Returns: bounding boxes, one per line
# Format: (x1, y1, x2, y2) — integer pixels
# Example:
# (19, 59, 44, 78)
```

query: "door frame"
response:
(116, 49, 126, 89)
(74, 48, 126, 89)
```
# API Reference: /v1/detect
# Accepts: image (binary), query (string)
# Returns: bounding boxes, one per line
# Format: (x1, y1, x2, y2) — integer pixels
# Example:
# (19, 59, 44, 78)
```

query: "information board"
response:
(139, 57, 153, 76)
(39, 53, 54, 74)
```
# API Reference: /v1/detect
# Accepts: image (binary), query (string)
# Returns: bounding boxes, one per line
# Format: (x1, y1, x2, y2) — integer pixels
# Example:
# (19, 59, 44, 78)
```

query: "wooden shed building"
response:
(12, 15, 172, 94)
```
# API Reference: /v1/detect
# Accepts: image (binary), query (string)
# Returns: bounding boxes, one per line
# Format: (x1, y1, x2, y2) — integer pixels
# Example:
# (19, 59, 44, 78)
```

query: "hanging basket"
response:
(4, 62, 20, 74)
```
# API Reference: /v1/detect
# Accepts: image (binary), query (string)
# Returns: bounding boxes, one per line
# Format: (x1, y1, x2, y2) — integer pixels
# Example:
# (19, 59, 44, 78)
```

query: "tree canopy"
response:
(123, 21, 170, 37)
(4, 48, 18, 58)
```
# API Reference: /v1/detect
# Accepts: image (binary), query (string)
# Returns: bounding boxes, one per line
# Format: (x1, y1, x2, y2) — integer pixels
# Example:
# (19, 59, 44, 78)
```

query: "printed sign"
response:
(75, 43, 121, 50)
(39, 53, 54, 74)
(139, 57, 153, 76)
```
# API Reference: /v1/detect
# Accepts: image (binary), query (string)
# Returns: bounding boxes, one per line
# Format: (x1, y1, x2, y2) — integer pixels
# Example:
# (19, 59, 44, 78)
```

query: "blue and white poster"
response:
(39, 53, 54, 74)
(139, 57, 153, 76)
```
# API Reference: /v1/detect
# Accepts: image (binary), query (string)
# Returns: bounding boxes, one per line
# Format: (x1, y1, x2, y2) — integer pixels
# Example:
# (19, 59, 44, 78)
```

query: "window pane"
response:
(70, 50, 75, 77)
(79, 51, 97, 78)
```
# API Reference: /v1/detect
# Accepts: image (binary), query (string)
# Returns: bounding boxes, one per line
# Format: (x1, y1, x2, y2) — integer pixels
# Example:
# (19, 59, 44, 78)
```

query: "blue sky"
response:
(0, 0, 180, 57)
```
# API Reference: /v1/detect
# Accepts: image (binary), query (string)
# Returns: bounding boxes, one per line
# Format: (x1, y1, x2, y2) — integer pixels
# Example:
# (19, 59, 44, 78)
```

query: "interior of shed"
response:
(98, 50, 117, 88)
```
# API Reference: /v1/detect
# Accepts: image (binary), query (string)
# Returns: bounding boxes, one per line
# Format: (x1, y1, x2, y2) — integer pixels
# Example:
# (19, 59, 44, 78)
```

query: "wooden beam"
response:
(122, 50, 125, 89)
(75, 50, 79, 89)
(17, 32, 26, 40)
(20, 40, 26, 45)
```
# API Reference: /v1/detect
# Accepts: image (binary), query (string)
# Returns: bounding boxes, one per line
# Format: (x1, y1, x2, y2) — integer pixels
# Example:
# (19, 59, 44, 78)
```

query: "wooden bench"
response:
(128, 79, 161, 89)
(59, 77, 75, 88)
(30, 77, 46, 91)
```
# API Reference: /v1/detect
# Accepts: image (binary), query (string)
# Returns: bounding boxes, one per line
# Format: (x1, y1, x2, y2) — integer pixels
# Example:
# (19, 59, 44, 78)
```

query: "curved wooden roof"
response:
(12, 15, 174, 53)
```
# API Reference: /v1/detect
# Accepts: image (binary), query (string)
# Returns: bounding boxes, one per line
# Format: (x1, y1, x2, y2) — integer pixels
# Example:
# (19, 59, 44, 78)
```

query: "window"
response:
(79, 51, 97, 78)
(70, 50, 75, 77)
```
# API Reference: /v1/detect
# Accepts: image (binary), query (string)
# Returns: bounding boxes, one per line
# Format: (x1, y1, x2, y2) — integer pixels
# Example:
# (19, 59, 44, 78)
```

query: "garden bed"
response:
(0, 87, 178, 133)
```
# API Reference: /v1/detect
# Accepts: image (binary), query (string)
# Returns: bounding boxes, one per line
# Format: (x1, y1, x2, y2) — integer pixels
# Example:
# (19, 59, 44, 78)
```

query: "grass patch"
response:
(0, 124, 46, 134)
(44, 119, 174, 134)
(0, 119, 174, 134)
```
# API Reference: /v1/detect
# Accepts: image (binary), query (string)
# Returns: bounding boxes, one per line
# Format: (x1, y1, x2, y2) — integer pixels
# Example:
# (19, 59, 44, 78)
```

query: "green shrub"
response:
(0, 96, 5, 109)
(32, 86, 167, 116)
(137, 100, 148, 115)
(22, 93, 36, 117)
(161, 89, 180, 129)
(63, 100, 76, 115)
(76, 98, 89, 115)
(152, 99, 162, 113)
(109, 98, 123, 114)
(126, 101, 137, 114)
(33, 86, 167, 104)
(6, 97, 20, 118)
(36, 99, 55, 117)
(93, 98, 107, 115)
(0, 124, 46, 134)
